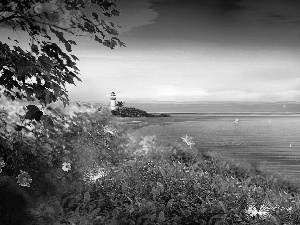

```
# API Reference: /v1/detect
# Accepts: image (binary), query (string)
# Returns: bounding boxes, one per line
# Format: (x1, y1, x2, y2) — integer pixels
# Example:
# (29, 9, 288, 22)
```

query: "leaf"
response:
(218, 201, 226, 213)
(41, 115, 54, 128)
(121, 183, 128, 192)
(208, 214, 226, 225)
(51, 83, 61, 97)
(15, 125, 25, 131)
(92, 12, 99, 22)
(89, 208, 100, 219)
(26, 105, 40, 112)
(25, 105, 43, 121)
(83, 191, 91, 204)
(44, 89, 55, 104)
(25, 88, 34, 97)
(31, 44, 39, 53)
(64, 41, 72, 52)
(94, 35, 102, 44)
(42, 143, 52, 152)
(158, 166, 166, 178)
(158, 211, 165, 221)
(111, 9, 120, 16)
(72, 65, 79, 71)
(68, 40, 77, 45)
(75, 206, 80, 216)
(35, 111, 44, 121)
(84, 22, 95, 33)
(166, 199, 174, 208)
(50, 27, 72, 52)
(51, 27, 64, 42)
(71, 54, 79, 61)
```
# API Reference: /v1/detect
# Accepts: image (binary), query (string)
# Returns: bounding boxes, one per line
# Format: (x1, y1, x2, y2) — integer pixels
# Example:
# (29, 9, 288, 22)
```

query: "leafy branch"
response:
(0, 0, 125, 106)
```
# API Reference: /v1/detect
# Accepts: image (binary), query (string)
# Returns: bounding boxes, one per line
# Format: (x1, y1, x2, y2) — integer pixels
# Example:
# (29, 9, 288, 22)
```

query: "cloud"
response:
(117, 88, 300, 102)
(115, 85, 208, 101)
(154, 85, 208, 98)
(112, 0, 159, 33)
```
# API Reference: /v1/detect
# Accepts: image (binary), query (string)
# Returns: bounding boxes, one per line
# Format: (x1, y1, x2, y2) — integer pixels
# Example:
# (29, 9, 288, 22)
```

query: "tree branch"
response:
(0, 14, 19, 24)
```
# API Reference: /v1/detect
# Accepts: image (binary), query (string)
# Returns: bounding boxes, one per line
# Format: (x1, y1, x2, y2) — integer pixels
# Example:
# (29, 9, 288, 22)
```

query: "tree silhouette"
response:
(0, 0, 125, 106)
(116, 101, 125, 108)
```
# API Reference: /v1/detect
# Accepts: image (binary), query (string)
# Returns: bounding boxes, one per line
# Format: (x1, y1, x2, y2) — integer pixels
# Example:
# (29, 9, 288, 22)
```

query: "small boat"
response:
(235, 118, 239, 123)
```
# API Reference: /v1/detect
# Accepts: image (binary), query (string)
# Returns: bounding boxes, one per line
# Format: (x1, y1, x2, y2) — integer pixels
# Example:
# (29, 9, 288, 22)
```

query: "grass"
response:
(34, 123, 300, 224)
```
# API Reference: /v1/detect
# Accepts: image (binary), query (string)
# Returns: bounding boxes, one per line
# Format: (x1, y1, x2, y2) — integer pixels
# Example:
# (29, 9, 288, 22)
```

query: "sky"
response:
(1, 0, 300, 103)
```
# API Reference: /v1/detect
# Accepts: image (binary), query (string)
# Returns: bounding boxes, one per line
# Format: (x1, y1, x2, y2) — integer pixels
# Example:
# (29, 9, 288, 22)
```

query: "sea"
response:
(121, 102, 300, 183)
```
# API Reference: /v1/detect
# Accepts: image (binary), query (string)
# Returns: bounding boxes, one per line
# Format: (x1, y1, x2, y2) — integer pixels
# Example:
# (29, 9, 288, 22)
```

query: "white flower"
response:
(181, 134, 195, 149)
(83, 165, 107, 184)
(62, 162, 71, 172)
(245, 202, 273, 219)
(103, 125, 117, 136)
(16, 170, 33, 187)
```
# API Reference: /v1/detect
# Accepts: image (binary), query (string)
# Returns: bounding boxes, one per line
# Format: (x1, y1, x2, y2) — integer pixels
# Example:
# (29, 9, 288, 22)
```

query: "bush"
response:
(111, 107, 170, 118)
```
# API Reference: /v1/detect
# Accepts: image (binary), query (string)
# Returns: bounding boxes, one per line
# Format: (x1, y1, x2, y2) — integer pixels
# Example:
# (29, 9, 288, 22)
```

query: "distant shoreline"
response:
(149, 112, 300, 116)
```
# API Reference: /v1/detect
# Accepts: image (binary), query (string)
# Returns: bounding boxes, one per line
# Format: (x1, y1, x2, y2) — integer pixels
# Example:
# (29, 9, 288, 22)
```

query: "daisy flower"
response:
(62, 162, 71, 172)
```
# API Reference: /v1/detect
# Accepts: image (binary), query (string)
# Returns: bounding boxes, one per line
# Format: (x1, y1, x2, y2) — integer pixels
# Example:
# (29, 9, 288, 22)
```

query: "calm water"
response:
(134, 115, 300, 182)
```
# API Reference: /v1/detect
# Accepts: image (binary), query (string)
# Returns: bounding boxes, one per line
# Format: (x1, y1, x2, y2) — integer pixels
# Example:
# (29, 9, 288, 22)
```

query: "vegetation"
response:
(112, 101, 171, 118)
(0, 0, 124, 106)
(1, 98, 300, 224)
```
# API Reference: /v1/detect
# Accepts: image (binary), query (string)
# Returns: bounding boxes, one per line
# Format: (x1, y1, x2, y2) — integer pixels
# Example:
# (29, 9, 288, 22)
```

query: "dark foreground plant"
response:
(0, 175, 35, 225)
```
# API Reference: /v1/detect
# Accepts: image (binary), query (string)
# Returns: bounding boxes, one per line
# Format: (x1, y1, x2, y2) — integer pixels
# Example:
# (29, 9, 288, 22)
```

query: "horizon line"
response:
(71, 100, 300, 104)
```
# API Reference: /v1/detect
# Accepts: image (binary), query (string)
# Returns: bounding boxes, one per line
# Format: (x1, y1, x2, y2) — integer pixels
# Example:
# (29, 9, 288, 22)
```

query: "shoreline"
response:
(150, 112, 300, 116)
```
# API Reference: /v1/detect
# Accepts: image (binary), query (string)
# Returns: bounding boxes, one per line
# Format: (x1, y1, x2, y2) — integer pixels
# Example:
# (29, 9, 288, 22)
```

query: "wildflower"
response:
(83, 165, 107, 184)
(62, 162, 71, 172)
(63, 123, 70, 129)
(0, 157, 5, 173)
(181, 134, 195, 149)
(0, 157, 5, 167)
(245, 201, 273, 219)
(103, 125, 117, 136)
(16, 170, 33, 187)
(274, 205, 293, 213)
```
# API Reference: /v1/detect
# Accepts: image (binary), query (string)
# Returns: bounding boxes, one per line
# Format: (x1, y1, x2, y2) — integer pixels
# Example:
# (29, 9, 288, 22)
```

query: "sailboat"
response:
(235, 118, 239, 124)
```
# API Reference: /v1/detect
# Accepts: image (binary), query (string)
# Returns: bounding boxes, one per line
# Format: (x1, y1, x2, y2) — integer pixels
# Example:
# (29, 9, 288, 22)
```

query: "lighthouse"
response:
(110, 92, 117, 110)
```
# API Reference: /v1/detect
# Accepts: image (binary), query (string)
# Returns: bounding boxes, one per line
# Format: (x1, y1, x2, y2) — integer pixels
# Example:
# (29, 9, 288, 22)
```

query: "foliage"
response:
(0, 0, 125, 106)
(116, 101, 125, 108)
(111, 101, 170, 118)
(29, 153, 300, 225)
(112, 106, 170, 118)
(0, 98, 130, 197)
(1, 97, 300, 224)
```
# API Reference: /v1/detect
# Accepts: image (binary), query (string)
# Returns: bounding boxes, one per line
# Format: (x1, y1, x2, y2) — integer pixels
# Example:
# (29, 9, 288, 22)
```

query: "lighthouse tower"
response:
(110, 92, 117, 110)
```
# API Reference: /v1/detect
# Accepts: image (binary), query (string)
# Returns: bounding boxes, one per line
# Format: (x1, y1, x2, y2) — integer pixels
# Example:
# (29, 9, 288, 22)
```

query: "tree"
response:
(0, 0, 125, 107)
(116, 101, 125, 108)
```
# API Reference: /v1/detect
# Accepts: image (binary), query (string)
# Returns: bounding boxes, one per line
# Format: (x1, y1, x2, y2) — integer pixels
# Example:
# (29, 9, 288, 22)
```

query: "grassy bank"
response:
(1, 103, 300, 224)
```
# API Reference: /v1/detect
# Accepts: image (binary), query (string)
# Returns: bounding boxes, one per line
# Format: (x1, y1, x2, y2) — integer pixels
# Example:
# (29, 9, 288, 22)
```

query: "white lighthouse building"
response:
(110, 92, 117, 110)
